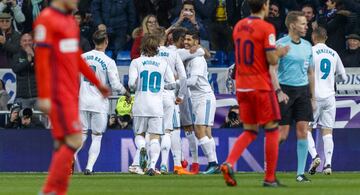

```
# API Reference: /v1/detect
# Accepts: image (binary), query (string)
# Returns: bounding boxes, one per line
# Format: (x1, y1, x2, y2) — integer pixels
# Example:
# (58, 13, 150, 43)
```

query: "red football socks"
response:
(265, 130, 280, 182)
(43, 144, 75, 195)
(226, 130, 257, 167)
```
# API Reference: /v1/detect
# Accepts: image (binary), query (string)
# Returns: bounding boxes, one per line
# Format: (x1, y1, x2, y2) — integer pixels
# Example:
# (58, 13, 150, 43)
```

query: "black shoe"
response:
(140, 147, 148, 171)
(84, 169, 94, 175)
(296, 174, 311, 182)
(308, 155, 321, 175)
(263, 179, 286, 187)
(146, 168, 156, 176)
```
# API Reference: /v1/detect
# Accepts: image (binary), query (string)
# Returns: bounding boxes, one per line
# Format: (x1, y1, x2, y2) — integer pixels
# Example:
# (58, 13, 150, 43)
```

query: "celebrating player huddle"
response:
(33, 0, 347, 194)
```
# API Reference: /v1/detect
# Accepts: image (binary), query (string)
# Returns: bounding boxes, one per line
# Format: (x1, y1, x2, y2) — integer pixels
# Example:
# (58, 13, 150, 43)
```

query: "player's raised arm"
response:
(79, 53, 110, 97)
(177, 47, 205, 61)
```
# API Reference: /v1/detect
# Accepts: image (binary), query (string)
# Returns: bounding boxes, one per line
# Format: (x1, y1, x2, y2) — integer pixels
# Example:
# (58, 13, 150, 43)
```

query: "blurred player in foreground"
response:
(128, 34, 176, 176)
(34, 0, 110, 194)
(307, 27, 346, 175)
(221, 0, 289, 187)
(274, 11, 315, 182)
(79, 30, 131, 175)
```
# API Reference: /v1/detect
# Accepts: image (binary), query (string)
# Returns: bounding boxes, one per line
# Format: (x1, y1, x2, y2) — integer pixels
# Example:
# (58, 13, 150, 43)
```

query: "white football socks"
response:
(86, 134, 102, 172)
(185, 131, 199, 163)
(171, 129, 182, 167)
(74, 132, 88, 161)
(132, 149, 140, 166)
(209, 137, 218, 164)
(161, 133, 171, 167)
(199, 136, 216, 163)
(323, 134, 334, 166)
(307, 131, 318, 159)
(149, 139, 161, 170)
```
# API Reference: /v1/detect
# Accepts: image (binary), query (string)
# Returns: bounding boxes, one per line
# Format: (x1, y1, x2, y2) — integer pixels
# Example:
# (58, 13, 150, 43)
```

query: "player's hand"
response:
(277, 91, 289, 104)
(98, 84, 111, 98)
(0, 35, 5, 44)
(38, 98, 51, 114)
(98, 24, 107, 31)
(124, 91, 132, 104)
(276, 45, 290, 57)
(175, 97, 183, 105)
(190, 45, 200, 54)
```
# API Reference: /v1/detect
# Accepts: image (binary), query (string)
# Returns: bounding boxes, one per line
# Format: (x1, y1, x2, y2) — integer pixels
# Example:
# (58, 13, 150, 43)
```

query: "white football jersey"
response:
(158, 46, 187, 99)
(312, 43, 346, 99)
(186, 56, 214, 99)
(129, 55, 175, 117)
(79, 50, 127, 113)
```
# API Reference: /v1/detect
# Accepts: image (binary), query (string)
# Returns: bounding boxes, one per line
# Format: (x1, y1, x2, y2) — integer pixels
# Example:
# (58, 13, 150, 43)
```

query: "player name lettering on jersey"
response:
(142, 60, 160, 67)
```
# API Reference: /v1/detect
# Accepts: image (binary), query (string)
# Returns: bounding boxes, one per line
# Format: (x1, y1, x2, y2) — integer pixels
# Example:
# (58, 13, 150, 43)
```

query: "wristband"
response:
(275, 88, 282, 95)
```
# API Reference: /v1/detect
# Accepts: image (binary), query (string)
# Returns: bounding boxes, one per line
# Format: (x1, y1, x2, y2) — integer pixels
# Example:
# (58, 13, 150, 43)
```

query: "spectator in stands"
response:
(91, 0, 136, 59)
(221, 105, 242, 128)
(341, 33, 360, 67)
(12, 33, 38, 109)
(318, 0, 351, 54)
(171, 1, 208, 42)
(74, 11, 91, 53)
(0, 13, 20, 68)
(5, 103, 20, 128)
(117, 114, 132, 129)
(18, 107, 44, 128)
(131, 15, 159, 59)
(20, 0, 48, 33)
(133, 0, 173, 28)
(267, 1, 285, 38)
(0, 0, 25, 32)
(108, 114, 120, 129)
(302, 3, 317, 43)
(0, 79, 9, 110)
(208, 0, 234, 52)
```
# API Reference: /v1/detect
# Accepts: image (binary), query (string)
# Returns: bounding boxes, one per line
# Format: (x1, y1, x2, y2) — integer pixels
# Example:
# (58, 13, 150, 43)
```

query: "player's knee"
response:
(65, 134, 83, 150)
(149, 134, 160, 140)
(322, 128, 333, 135)
(164, 129, 172, 134)
(92, 131, 103, 136)
(264, 121, 278, 130)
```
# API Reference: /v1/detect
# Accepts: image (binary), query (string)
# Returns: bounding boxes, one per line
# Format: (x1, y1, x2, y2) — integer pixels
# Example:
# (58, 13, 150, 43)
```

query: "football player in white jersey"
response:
(154, 27, 195, 175)
(78, 30, 130, 175)
(128, 34, 176, 176)
(183, 30, 219, 174)
(168, 28, 207, 174)
(307, 27, 346, 175)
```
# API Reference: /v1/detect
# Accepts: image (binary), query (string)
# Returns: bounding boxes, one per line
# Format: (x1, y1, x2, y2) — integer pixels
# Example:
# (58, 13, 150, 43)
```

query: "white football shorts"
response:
(312, 96, 336, 129)
(80, 110, 108, 134)
(133, 116, 164, 135)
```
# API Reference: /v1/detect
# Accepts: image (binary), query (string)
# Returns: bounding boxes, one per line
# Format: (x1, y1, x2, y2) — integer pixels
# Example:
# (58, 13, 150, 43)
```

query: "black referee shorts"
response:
(279, 84, 314, 125)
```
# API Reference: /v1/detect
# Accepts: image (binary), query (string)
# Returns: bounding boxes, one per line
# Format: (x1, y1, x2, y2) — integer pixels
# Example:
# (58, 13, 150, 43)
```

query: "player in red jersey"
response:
(34, 0, 110, 194)
(220, 0, 289, 187)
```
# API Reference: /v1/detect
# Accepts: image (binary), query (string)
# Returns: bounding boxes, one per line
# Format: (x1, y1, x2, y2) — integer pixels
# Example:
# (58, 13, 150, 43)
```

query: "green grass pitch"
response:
(0, 172, 360, 195)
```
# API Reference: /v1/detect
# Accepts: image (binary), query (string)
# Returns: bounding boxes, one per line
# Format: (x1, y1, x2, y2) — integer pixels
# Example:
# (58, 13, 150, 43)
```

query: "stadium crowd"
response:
(0, 0, 359, 128)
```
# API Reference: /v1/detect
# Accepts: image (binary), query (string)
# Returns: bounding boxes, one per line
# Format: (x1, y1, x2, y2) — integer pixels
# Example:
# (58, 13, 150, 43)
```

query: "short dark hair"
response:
(92, 30, 108, 45)
(312, 27, 327, 40)
(172, 27, 188, 43)
(185, 30, 200, 41)
(301, 3, 315, 12)
(248, 0, 268, 13)
(182, 0, 195, 9)
(285, 11, 305, 29)
(140, 34, 160, 57)
(73, 11, 85, 20)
